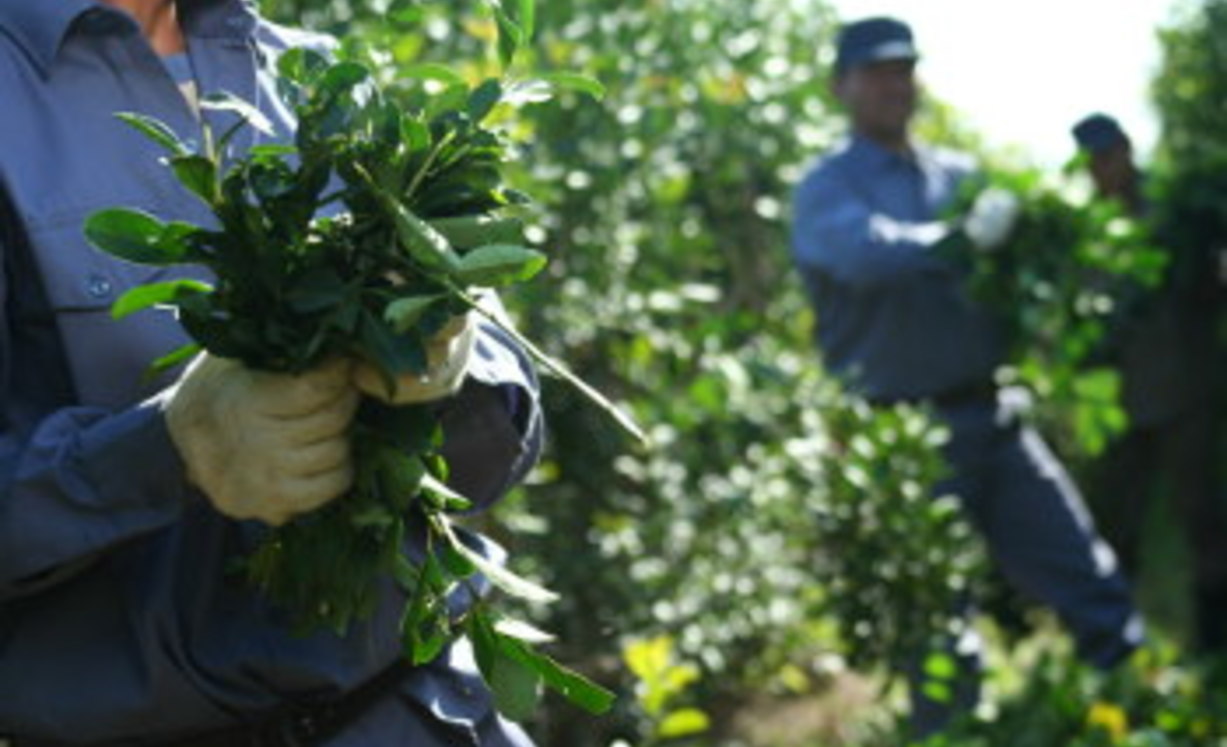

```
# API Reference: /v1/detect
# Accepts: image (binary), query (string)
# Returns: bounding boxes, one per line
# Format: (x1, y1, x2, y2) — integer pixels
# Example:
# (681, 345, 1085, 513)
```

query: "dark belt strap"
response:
(167, 660, 412, 747)
(868, 380, 998, 409)
(5, 661, 415, 747)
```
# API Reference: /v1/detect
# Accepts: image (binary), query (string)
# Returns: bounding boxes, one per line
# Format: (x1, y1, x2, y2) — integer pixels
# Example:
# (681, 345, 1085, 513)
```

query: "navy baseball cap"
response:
(1072, 113, 1130, 153)
(835, 17, 919, 74)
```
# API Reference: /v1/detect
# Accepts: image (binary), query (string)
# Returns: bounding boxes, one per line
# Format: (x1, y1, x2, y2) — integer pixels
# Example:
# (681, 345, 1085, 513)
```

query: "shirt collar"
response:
(845, 133, 929, 175)
(0, 0, 95, 76)
(0, 0, 258, 78)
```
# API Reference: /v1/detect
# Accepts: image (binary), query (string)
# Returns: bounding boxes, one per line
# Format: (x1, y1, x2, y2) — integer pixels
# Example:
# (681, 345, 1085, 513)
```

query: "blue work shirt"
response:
(0, 1, 541, 744)
(791, 135, 1005, 400)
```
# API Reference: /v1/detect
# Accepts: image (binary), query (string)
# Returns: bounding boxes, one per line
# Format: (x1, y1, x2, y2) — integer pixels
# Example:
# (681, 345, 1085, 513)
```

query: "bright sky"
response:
(830, 0, 1184, 167)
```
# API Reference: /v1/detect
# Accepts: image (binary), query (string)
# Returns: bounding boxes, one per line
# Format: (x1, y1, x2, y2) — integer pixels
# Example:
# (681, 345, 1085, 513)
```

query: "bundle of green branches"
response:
(954, 168, 1167, 461)
(83, 3, 632, 721)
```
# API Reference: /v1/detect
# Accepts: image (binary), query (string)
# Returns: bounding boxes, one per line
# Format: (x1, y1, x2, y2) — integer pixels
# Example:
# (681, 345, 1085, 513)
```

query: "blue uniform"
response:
(791, 136, 1003, 400)
(0, 1, 539, 744)
(792, 135, 1143, 732)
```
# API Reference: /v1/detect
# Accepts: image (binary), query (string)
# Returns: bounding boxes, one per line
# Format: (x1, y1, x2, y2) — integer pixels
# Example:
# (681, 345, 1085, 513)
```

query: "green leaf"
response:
(624, 636, 673, 682)
(286, 268, 348, 313)
(402, 117, 432, 151)
(400, 63, 467, 87)
(389, 2, 426, 25)
(428, 215, 523, 249)
(453, 244, 547, 287)
(318, 61, 371, 98)
(922, 680, 952, 705)
(385, 199, 462, 273)
(116, 112, 189, 155)
(420, 473, 474, 512)
(276, 47, 330, 86)
(535, 72, 605, 100)
(923, 652, 958, 681)
(413, 625, 451, 667)
(247, 144, 298, 159)
(438, 520, 558, 603)
(467, 612, 500, 681)
(657, 708, 711, 739)
(378, 452, 427, 511)
(467, 79, 503, 123)
(437, 541, 478, 578)
(360, 310, 427, 377)
(169, 155, 219, 207)
(399, 552, 443, 662)
(498, 634, 616, 715)
(484, 0, 523, 69)
(384, 294, 446, 334)
(200, 92, 274, 136)
(516, 0, 535, 43)
(493, 617, 556, 645)
(489, 647, 542, 722)
(148, 341, 202, 376)
(84, 208, 186, 266)
(112, 278, 213, 319)
(425, 84, 472, 120)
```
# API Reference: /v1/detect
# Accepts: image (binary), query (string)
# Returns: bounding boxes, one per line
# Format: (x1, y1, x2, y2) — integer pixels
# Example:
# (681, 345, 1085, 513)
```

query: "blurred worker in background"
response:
(1074, 113, 1227, 655)
(790, 18, 1144, 736)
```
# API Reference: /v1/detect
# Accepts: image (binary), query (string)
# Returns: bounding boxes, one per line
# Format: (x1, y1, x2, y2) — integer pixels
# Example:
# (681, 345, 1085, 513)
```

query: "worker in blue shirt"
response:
(1073, 113, 1227, 654)
(0, 0, 541, 744)
(791, 17, 1144, 734)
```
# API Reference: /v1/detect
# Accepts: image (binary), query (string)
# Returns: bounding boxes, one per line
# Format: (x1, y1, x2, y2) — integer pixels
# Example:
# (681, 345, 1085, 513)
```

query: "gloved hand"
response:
(352, 312, 477, 405)
(964, 188, 1021, 251)
(165, 356, 361, 526)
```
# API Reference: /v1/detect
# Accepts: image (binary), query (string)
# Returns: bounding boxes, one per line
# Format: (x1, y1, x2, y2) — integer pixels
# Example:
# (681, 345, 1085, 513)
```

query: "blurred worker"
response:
(790, 18, 1143, 735)
(1074, 113, 1227, 654)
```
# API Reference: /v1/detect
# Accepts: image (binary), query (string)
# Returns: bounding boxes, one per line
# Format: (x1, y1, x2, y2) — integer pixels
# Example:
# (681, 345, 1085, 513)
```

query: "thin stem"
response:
(404, 131, 456, 203)
(449, 284, 648, 445)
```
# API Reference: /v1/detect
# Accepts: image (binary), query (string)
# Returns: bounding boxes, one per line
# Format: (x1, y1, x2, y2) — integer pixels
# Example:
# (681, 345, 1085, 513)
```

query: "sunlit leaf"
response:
(84, 208, 186, 266)
(112, 278, 213, 319)
(657, 708, 710, 739)
(453, 244, 546, 287)
(200, 92, 275, 136)
(116, 112, 189, 155)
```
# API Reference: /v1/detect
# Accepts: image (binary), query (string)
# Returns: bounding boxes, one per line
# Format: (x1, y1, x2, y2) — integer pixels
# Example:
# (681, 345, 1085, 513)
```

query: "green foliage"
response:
(623, 636, 711, 745)
(87, 13, 623, 720)
(950, 168, 1166, 463)
(813, 395, 984, 675)
(892, 639, 1227, 747)
(1149, 0, 1227, 313)
(455, 0, 852, 724)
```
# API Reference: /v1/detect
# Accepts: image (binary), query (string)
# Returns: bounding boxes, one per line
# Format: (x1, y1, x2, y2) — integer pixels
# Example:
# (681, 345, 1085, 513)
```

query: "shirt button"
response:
(86, 274, 114, 300)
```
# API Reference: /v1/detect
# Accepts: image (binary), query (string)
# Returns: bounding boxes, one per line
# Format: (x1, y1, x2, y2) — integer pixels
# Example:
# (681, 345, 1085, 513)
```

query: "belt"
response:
(868, 380, 998, 409)
(168, 661, 412, 747)
(1, 660, 416, 747)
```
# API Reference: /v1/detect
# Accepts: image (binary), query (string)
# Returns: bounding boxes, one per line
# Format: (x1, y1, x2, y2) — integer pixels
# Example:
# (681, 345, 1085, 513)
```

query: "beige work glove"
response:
(352, 312, 477, 405)
(165, 356, 361, 526)
(964, 188, 1022, 251)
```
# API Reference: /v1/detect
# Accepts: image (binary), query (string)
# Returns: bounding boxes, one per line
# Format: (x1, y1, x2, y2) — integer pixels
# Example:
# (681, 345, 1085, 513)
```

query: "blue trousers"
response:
(910, 391, 1144, 735)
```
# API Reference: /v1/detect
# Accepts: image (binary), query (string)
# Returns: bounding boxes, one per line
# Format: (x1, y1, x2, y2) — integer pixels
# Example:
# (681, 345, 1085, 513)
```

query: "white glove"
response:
(165, 356, 360, 526)
(352, 312, 477, 405)
(964, 188, 1021, 251)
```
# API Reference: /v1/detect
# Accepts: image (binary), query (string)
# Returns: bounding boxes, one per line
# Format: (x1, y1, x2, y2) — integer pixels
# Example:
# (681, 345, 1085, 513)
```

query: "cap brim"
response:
(863, 40, 919, 64)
